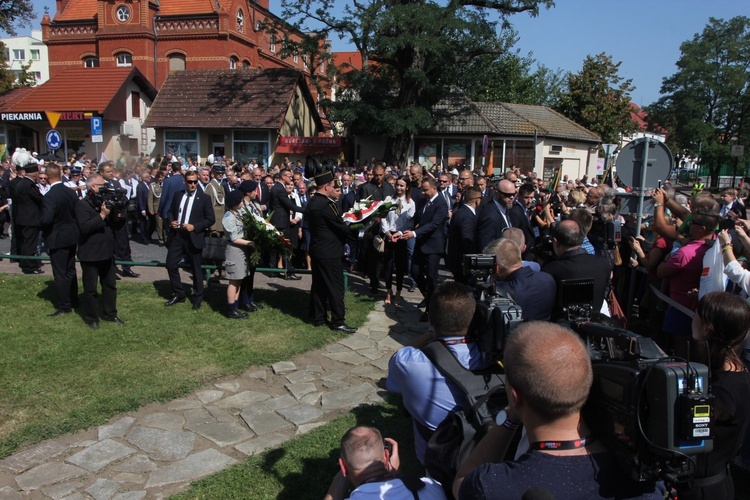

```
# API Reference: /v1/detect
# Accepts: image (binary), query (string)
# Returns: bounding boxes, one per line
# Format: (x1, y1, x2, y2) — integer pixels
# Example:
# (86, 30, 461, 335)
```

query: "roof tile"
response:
(55, 0, 97, 22)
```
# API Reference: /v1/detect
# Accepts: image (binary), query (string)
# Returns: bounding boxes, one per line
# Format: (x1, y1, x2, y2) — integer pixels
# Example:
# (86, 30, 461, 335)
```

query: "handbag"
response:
(202, 234, 228, 261)
(372, 234, 386, 253)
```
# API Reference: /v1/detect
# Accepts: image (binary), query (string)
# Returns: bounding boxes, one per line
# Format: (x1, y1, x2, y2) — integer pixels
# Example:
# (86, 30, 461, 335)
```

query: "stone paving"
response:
(0, 238, 430, 499)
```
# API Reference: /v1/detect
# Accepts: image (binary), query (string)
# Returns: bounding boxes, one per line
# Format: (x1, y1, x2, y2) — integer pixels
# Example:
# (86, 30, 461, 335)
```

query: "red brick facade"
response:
(41, 0, 324, 93)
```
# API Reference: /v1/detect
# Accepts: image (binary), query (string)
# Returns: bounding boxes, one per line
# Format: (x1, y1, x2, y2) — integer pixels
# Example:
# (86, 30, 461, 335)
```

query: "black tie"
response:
(180, 193, 193, 225)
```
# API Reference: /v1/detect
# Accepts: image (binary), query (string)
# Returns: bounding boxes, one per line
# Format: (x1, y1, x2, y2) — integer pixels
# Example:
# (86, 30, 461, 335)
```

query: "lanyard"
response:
(529, 436, 594, 451)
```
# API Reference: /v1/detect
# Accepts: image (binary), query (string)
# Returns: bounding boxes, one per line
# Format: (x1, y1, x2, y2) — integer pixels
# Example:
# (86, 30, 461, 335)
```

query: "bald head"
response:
(497, 179, 517, 208)
(505, 322, 592, 421)
(340, 426, 385, 472)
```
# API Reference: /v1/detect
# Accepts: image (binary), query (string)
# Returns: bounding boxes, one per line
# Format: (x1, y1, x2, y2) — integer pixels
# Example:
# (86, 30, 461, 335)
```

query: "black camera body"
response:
(90, 185, 128, 211)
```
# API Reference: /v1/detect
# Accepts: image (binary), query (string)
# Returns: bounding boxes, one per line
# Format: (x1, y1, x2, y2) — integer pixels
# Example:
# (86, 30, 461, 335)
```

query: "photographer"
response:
(453, 322, 665, 499)
(484, 239, 556, 321)
(75, 174, 125, 330)
(98, 162, 139, 278)
(324, 426, 446, 500)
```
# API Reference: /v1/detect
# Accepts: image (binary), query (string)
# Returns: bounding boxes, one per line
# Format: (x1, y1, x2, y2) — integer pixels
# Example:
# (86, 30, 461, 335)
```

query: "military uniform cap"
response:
(212, 163, 226, 174)
(238, 180, 258, 193)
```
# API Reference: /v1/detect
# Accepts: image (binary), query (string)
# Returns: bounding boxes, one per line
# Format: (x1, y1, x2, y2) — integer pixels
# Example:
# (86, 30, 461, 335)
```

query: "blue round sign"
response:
(46, 129, 62, 150)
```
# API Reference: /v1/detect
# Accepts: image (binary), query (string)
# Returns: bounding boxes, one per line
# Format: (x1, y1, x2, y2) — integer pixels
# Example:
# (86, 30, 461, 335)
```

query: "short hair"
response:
(373, 163, 386, 173)
(463, 186, 481, 203)
(551, 219, 584, 247)
(500, 227, 525, 251)
(184, 170, 198, 180)
(721, 187, 737, 198)
(518, 183, 535, 197)
(340, 426, 384, 471)
(98, 161, 114, 173)
(422, 177, 437, 189)
(505, 322, 592, 421)
(568, 189, 586, 206)
(487, 238, 521, 270)
(86, 174, 103, 189)
(690, 192, 718, 213)
(568, 209, 594, 235)
(45, 164, 61, 179)
(429, 281, 476, 336)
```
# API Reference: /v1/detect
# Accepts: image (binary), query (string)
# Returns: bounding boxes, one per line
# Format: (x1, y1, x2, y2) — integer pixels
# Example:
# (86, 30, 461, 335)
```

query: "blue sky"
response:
(25, 0, 750, 107)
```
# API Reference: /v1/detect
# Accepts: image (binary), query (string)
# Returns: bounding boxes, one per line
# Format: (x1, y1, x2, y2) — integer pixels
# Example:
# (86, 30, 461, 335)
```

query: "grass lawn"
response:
(174, 397, 420, 500)
(0, 273, 375, 458)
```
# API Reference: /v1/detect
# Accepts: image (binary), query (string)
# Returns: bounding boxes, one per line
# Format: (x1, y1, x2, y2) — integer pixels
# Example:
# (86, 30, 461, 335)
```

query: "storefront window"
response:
(165, 130, 199, 161)
(416, 140, 439, 169)
(503, 139, 534, 172)
(233, 130, 269, 167)
(443, 140, 471, 169)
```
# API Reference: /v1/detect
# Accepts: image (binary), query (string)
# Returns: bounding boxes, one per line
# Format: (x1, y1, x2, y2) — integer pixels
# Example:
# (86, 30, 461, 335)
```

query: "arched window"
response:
(116, 52, 132, 67)
(242, 60, 250, 70)
(84, 57, 99, 68)
(168, 53, 186, 72)
(236, 9, 244, 32)
(230, 56, 238, 70)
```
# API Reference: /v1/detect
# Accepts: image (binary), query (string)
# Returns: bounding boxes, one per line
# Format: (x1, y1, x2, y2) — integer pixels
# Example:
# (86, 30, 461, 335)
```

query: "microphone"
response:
(522, 486, 556, 500)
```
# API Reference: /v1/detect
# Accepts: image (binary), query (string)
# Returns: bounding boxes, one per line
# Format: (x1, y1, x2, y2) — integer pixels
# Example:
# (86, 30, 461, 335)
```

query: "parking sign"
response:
(91, 117, 103, 143)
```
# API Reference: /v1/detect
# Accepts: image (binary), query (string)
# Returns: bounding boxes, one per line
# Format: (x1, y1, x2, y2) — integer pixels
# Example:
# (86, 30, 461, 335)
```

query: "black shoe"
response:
(419, 312, 429, 322)
(158, 241, 164, 247)
(408, 283, 417, 293)
(226, 309, 248, 319)
(49, 309, 72, 317)
(239, 303, 258, 312)
(313, 321, 327, 327)
(87, 321, 100, 330)
(165, 296, 186, 306)
(251, 302, 264, 310)
(192, 302, 201, 311)
(23, 269, 44, 275)
(106, 317, 126, 325)
(330, 324, 357, 334)
(121, 269, 140, 278)
(285, 274, 302, 281)
(417, 298, 427, 308)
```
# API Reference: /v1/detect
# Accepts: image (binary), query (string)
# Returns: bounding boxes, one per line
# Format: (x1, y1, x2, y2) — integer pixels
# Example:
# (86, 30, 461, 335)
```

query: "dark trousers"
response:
(80, 258, 117, 323)
(383, 239, 408, 292)
(364, 235, 383, 289)
(411, 250, 441, 309)
(239, 268, 257, 306)
(112, 217, 133, 271)
(16, 224, 41, 271)
(166, 232, 205, 306)
(311, 257, 345, 327)
(49, 245, 79, 311)
(139, 213, 151, 243)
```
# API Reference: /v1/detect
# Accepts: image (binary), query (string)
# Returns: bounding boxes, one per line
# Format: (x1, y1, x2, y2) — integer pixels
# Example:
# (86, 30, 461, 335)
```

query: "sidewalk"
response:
(0, 237, 429, 499)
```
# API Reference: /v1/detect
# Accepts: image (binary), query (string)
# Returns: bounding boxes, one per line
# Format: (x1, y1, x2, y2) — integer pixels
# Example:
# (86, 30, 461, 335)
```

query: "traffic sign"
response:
(615, 138, 673, 189)
(46, 129, 62, 150)
(732, 145, 744, 157)
(91, 117, 103, 143)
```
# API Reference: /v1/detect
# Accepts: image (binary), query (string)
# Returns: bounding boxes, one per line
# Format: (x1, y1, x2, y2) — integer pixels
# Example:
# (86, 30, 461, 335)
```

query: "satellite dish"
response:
(615, 138, 673, 189)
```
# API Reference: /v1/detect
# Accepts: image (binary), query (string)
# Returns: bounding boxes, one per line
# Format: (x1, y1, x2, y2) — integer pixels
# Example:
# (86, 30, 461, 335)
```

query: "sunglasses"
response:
(499, 191, 516, 198)
(185, 180, 199, 185)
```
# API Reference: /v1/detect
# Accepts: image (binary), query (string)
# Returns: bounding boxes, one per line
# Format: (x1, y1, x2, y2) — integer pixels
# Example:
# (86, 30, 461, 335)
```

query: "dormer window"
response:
(237, 10, 244, 32)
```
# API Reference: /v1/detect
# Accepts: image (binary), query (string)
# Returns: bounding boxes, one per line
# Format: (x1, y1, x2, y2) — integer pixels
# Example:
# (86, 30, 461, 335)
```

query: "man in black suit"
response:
(9, 152, 43, 274)
(402, 177, 448, 321)
(541, 219, 611, 321)
(509, 183, 537, 261)
(158, 161, 185, 219)
(136, 170, 151, 244)
(447, 186, 481, 283)
(308, 171, 356, 333)
(165, 170, 216, 310)
(269, 168, 301, 279)
(76, 174, 124, 329)
(99, 162, 139, 278)
(476, 179, 515, 252)
(40, 164, 80, 315)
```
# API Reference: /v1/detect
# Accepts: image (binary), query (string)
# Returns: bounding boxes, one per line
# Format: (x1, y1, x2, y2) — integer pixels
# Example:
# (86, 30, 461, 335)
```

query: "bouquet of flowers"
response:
(242, 211, 293, 266)
(343, 196, 398, 232)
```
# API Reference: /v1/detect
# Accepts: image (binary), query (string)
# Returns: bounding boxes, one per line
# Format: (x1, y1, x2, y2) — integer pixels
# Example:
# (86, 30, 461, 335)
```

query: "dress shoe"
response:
(226, 309, 248, 319)
(106, 317, 126, 325)
(251, 302, 264, 310)
(417, 298, 427, 308)
(121, 269, 140, 278)
(87, 321, 100, 330)
(165, 296, 186, 306)
(408, 283, 417, 293)
(330, 324, 357, 334)
(192, 302, 201, 311)
(239, 303, 258, 312)
(285, 274, 302, 281)
(23, 269, 44, 275)
(48, 309, 72, 317)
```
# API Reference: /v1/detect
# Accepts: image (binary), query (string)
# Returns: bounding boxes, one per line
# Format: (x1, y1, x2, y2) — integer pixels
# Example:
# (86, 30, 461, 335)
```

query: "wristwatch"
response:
(653, 202, 663, 207)
(495, 410, 521, 431)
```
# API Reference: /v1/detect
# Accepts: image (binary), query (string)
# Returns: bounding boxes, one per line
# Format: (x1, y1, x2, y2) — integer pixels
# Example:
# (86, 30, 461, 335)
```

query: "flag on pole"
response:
(486, 142, 494, 176)
(549, 166, 562, 192)
(99, 152, 109, 163)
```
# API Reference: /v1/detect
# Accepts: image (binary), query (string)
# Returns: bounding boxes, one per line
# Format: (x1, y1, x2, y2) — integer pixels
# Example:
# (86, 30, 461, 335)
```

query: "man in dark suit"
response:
(99, 161, 139, 278)
(75, 174, 124, 329)
(165, 170, 216, 310)
(509, 183, 537, 261)
(308, 171, 356, 333)
(402, 177, 448, 321)
(357, 163, 396, 293)
(158, 161, 185, 220)
(136, 170, 152, 244)
(447, 186, 481, 283)
(542, 219, 611, 321)
(269, 168, 301, 279)
(476, 179, 515, 252)
(40, 164, 80, 315)
(9, 151, 44, 274)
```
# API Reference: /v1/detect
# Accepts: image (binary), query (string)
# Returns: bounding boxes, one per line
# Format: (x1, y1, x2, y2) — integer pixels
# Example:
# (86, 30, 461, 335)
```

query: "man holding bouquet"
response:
(308, 171, 356, 333)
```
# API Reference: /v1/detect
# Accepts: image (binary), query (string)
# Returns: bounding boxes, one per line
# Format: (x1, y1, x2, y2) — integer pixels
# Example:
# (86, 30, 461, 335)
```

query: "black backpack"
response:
(417, 340, 508, 499)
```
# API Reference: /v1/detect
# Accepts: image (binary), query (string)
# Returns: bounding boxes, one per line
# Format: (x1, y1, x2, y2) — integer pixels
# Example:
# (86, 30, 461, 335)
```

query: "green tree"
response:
(556, 52, 638, 145)
(0, 42, 17, 93)
(646, 16, 750, 186)
(0, 0, 35, 36)
(14, 59, 36, 87)
(272, 0, 554, 162)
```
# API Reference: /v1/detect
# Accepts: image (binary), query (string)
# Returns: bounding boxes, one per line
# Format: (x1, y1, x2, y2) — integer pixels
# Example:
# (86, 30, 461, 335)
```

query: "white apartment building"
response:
(1, 30, 49, 86)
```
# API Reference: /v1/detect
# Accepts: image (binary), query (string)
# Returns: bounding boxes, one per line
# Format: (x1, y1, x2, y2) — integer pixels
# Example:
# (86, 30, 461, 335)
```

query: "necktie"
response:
(180, 193, 192, 225)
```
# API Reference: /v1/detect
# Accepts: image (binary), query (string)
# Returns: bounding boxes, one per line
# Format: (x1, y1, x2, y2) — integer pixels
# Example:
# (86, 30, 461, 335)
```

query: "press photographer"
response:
(75, 174, 125, 330)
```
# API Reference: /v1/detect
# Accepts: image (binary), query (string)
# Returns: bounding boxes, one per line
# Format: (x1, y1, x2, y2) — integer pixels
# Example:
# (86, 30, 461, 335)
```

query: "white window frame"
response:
(30, 49, 40, 61)
(229, 56, 238, 70)
(12, 49, 24, 60)
(116, 53, 132, 67)
(84, 57, 99, 68)
(270, 35, 276, 53)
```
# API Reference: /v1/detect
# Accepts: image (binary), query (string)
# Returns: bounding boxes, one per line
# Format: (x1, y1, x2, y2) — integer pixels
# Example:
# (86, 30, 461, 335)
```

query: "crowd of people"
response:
(3, 146, 750, 498)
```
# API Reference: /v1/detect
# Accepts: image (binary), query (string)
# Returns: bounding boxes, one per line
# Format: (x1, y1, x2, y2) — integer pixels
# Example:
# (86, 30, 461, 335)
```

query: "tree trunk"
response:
(383, 132, 413, 166)
(709, 164, 720, 188)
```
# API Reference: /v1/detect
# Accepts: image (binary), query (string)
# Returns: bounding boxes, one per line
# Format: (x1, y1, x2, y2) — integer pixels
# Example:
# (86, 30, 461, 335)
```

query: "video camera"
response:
(90, 185, 129, 211)
(462, 254, 523, 366)
(588, 211, 622, 251)
(573, 321, 714, 485)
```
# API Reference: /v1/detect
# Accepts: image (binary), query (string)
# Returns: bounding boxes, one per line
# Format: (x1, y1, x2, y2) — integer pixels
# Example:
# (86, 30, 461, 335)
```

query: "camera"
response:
(90, 185, 128, 211)
(722, 217, 735, 231)
(588, 211, 621, 251)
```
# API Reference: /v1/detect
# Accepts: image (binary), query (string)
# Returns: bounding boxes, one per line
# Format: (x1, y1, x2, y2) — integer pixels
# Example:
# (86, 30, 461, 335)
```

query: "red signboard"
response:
(276, 136, 343, 154)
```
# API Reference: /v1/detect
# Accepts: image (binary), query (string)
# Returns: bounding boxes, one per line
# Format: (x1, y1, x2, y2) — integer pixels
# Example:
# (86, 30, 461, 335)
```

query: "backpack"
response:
(417, 340, 507, 499)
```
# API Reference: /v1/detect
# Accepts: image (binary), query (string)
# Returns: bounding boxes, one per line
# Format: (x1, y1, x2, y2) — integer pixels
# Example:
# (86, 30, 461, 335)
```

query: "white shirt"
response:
(178, 191, 197, 224)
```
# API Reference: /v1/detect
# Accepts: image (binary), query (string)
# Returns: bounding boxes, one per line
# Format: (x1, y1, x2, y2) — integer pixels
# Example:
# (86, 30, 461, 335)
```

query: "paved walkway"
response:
(0, 236, 430, 499)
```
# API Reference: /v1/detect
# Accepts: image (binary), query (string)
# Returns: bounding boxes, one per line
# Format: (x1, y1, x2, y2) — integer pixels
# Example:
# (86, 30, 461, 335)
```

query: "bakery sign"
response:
(1, 111, 96, 128)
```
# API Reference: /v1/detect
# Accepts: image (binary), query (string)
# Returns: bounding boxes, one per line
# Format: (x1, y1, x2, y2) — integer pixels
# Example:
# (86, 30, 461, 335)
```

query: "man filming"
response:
(453, 322, 665, 499)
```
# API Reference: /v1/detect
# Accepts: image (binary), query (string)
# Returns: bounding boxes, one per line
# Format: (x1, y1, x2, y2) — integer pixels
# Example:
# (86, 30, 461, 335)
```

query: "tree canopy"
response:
(0, 0, 35, 36)
(555, 52, 637, 145)
(646, 16, 750, 185)
(272, 0, 554, 162)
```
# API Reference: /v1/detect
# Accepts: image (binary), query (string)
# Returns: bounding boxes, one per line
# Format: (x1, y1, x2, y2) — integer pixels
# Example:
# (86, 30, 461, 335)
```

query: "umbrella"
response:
(37, 152, 64, 161)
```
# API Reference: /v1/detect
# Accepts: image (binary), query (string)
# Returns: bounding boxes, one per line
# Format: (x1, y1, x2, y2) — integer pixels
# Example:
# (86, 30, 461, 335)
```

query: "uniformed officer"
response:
(308, 171, 356, 333)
